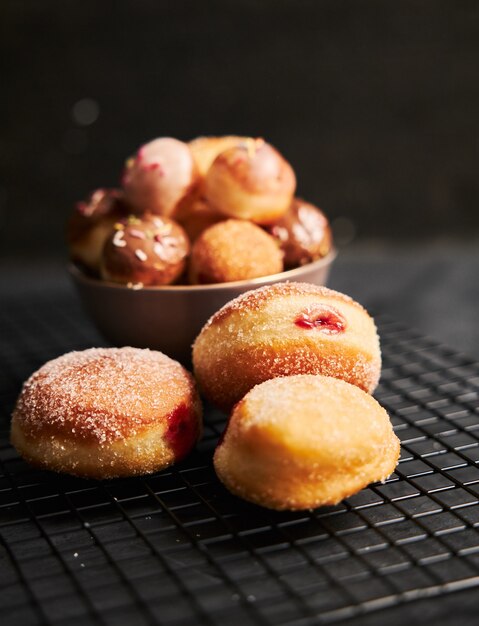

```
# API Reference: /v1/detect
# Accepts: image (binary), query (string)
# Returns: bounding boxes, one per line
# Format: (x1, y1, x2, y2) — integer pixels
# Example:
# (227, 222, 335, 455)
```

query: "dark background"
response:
(1, 0, 479, 259)
(2, 8, 479, 624)
(1, 0, 478, 358)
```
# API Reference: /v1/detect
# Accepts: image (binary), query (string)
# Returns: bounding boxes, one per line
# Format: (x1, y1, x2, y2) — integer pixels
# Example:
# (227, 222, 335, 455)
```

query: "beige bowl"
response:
(70, 250, 337, 364)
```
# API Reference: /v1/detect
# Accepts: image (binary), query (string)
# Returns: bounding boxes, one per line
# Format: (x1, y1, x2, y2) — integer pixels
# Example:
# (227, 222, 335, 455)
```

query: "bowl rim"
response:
(69, 248, 337, 292)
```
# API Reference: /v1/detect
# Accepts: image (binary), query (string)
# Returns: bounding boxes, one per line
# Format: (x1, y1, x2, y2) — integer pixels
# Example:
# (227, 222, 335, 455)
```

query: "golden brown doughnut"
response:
(193, 282, 381, 411)
(68, 188, 129, 274)
(214, 375, 400, 510)
(122, 137, 198, 217)
(204, 139, 296, 224)
(174, 195, 224, 242)
(101, 214, 190, 286)
(188, 219, 283, 284)
(188, 135, 248, 178)
(265, 198, 333, 268)
(10, 348, 202, 479)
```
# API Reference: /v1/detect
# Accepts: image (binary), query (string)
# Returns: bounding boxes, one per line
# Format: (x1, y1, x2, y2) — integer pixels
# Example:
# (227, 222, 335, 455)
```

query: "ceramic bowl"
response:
(70, 250, 337, 364)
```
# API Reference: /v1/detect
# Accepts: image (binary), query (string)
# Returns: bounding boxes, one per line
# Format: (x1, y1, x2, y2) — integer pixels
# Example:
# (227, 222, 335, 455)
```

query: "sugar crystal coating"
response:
(214, 375, 400, 510)
(189, 219, 283, 284)
(13, 347, 198, 445)
(193, 282, 381, 411)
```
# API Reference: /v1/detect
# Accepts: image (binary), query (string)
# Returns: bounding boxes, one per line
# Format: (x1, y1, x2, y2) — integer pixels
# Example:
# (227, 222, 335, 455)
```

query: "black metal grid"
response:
(1, 293, 479, 626)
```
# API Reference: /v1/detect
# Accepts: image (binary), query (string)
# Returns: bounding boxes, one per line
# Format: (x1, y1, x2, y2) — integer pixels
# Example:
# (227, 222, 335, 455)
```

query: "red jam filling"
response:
(295, 305, 346, 334)
(165, 404, 198, 462)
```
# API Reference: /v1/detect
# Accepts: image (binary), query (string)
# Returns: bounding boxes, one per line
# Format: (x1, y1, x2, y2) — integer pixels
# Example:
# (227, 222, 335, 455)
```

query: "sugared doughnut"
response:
(188, 219, 283, 284)
(122, 137, 198, 217)
(189, 135, 248, 178)
(175, 195, 224, 242)
(68, 188, 129, 274)
(101, 214, 190, 286)
(10, 348, 202, 478)
(204, 139, 296, 224)
(265, 198, 333, 268)
(193, 282, 381, 411)
(214, 375, 399, 510)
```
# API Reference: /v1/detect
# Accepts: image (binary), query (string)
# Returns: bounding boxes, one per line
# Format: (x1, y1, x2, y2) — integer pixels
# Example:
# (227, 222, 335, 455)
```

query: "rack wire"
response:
(1, 293, 479, 625)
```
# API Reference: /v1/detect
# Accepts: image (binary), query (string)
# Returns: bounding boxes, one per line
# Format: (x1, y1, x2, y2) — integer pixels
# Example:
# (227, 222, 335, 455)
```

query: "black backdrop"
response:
(2, 0, 479, 259)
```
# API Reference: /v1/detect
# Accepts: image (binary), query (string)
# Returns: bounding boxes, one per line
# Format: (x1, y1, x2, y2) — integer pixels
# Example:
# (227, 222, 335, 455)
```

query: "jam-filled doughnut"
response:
(68, 188, 129, 274)
(122, 137, 198, 217)
(101, 214, 190, 286)
(204, 139, 296, 224)
(265, 198, 333, 268)
(214, 375, 399, 510)
(189, 219, 283, 284)
(189, 135, 248, 178)
(10, 348, 202, 479)
(193, 282, 381, 411)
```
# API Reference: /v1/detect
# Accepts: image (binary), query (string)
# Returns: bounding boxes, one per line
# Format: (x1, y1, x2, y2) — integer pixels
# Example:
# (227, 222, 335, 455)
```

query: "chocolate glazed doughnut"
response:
(265, 198, 332, 268)
(101, 214, 190, 286)
(68, 188, 129, 274)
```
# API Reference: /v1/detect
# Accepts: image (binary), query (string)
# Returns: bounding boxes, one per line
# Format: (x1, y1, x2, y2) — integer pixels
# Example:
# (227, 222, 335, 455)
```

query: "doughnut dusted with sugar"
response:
(10, 348, 202, 479)
(193, 282, 381, 411)
(189, 219, 283, 284)
(204, 139, 296, 224)
(68, 188, 129, 274)
(122, 137, 198, 217)
(214, 375, 400, 510)
(101, 213, 190, 286)
(266, 198, 332, 268)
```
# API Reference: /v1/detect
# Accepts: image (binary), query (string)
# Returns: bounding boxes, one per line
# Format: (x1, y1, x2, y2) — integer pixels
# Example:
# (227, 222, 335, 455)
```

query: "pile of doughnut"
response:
(67, 136, 333, 286)
(11, 282, 399, 511)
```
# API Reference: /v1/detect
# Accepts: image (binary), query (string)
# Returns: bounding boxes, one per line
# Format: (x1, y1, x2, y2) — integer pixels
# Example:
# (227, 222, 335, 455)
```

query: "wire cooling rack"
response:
(1, 294, 479, 626)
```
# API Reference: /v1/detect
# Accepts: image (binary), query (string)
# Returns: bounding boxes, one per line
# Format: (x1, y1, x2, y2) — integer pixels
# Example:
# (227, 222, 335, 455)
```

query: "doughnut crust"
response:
(101, 214, 190, 286)
(204, 139, 296, 224)
(122, 137, 198, 217)
(68, 188, 129, 274)
(214, 375, 400, 510)
(188, 135, 248, 178)
(266, 198, 332, 268)
(175, 196, 224, 242)
(193, 282, 381, 411)
(189, 219, 283, 284)
(11, 348, 202, 478)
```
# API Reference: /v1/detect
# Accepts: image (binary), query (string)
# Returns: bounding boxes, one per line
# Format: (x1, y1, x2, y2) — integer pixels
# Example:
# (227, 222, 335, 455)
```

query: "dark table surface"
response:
(1, 244, 479, 626)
